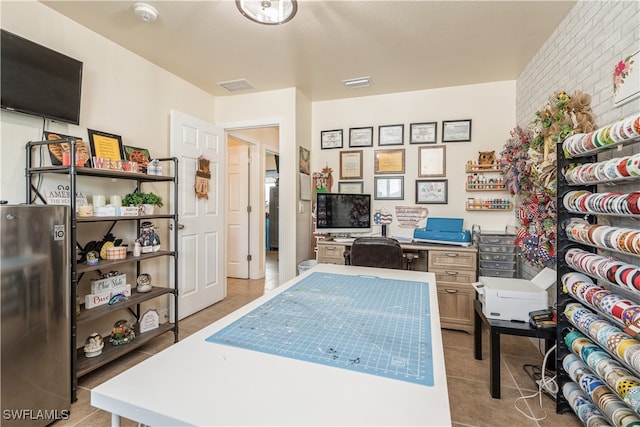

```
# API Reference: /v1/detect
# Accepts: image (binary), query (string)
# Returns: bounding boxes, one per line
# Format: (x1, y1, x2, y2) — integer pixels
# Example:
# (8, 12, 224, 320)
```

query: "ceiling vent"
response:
(343, 76, 371, 89)
(217, 79, 254, 92)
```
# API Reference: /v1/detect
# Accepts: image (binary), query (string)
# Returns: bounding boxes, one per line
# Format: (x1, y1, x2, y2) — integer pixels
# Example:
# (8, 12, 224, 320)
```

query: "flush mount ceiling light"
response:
(236, 0, 297, 25)
(133, 3, 158, 23)
(343, 76, 372, 89)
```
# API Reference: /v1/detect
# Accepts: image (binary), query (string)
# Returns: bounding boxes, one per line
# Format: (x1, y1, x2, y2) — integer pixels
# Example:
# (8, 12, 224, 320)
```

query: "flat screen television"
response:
(1, 29, 83, 125)
(315, 193, 371, 234)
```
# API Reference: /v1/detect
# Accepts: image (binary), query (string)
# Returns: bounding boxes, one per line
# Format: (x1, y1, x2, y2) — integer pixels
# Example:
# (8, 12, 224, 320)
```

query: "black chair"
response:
(345, 237, 404, 270)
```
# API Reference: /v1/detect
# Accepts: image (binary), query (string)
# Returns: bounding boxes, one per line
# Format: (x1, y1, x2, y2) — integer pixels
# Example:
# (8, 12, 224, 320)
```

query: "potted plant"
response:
(123, 191, 163, 215)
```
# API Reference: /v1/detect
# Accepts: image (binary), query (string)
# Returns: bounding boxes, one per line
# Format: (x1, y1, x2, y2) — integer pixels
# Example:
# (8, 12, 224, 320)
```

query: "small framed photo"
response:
(349, 127, 373, 147)
(374, 176, 404, 200)
(416, 179, 448, 204)
(123, 145, 151, 172)
(374, 149, 405, 174)
(87, 129, 124, 161)
(321, 129, 343, 149)
(442, 119, 472, 142)
(338, 181, 364, 194)
(418, 146, 446, 177)
(378, 124, 404, 146)
(339, 150, 363, 180)
(410, 122, 437, 144)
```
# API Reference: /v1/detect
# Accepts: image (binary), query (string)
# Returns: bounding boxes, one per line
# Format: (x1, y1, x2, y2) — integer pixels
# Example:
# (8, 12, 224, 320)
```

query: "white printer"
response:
(472, 268, 556, 322)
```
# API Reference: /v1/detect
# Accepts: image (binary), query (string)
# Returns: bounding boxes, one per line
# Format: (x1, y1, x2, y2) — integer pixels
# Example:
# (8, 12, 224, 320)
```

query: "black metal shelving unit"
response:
(555, 123, 640, 424)
(26, 138, 179, 402)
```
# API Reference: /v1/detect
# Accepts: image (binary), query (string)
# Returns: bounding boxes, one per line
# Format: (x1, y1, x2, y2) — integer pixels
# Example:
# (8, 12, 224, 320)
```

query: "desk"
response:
(473, 300, 555, 398)
(91, 264, 451, 426)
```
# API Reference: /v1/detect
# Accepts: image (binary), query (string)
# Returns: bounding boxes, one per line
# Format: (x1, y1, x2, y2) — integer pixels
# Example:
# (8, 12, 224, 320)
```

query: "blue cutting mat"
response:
(206, 272, 434, 386)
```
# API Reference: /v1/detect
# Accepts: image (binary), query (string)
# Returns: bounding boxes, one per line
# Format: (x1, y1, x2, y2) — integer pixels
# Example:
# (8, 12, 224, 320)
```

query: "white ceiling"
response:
(41, 0, 575, 102)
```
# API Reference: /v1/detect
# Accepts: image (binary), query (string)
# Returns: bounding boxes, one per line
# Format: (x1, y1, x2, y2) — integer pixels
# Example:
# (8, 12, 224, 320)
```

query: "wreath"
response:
(501, 91, 596, 268)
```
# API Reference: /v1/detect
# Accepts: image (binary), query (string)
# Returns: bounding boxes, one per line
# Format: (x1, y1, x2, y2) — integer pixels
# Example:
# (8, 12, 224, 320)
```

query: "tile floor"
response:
(60, 253, 581, 426)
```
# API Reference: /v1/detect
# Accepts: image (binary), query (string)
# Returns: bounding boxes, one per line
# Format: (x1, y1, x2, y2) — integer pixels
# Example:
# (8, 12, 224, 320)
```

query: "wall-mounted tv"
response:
(315, 193, 371, 234)
(1, 29, 83, 125)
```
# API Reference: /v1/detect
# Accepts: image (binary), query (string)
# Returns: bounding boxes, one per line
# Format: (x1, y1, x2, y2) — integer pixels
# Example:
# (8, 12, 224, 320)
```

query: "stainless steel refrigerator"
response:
(1, 205, 70, 426)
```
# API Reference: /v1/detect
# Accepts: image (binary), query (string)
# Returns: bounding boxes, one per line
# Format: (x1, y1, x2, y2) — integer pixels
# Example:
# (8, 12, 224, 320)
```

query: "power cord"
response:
(514, 344, 558, 421)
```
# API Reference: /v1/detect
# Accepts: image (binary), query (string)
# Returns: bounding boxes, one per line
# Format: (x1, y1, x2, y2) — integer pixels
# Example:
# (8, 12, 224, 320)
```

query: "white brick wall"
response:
(517, 0, 640, 128)
(515, 0, 640, 280)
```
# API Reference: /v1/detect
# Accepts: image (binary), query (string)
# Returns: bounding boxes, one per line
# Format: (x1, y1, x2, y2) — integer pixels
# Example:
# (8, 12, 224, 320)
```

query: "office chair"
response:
(345, 237, 404, 270)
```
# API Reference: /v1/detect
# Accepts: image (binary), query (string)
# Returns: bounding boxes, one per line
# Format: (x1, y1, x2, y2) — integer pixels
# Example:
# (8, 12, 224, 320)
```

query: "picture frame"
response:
(442, 119, 472, 142)
(409, 122, 437, 144)
(338, 181, 364, 194)
(339, 150, 363, 179)
(321, 129, 343, 150)
(299, 146, 310, 175)
(349, 127, 373, 147)
(123, 145, 151, 172)
(418, 146, 446, 177)
(374, 176, 404, 200)
(44, 131, 92, 167)
(87, 129, 124, 161)
(613, 48, 640, 107)
(416, 179, 448, 204)
(378, 124, 404, 146)
(374, 149, 405, 174)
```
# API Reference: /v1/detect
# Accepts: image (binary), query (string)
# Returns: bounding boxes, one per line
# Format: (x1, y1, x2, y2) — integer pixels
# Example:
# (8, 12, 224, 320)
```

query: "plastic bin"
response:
(480, 267, 516, 278)
(480, 260, 517, 270)
(479, 234, 516, 245)
(297, 259, 318, 275)
(479, 253, 516, 262)
(480, 243, 516, 253)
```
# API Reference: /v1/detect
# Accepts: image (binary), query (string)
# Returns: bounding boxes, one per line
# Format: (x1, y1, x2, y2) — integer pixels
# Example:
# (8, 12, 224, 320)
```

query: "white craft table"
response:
(91, 264, 451, 426)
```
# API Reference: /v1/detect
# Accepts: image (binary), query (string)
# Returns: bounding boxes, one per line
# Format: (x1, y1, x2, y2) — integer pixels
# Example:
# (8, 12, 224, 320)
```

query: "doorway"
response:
(225, 126, 279, 286)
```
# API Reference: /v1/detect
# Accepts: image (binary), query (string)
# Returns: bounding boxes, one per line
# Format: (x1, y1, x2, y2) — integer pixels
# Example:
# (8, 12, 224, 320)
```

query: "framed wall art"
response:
(378, 124, 404, 146)
(416, 179, 448, 204)
(349, 127, 373, 147)
(410, 122, 437, 144)
(374, 149, 405, 174)
(338, 181, 364, 194)
(339, 150, 363, 179)
(418, 145, 446, 177)
(123, 145, 151, 172)
(87, 129, 124, 161)
(321, 129, 343, 149)
(374, 176, 404, 200)
(442, 119, 472, 142)
(613, 48, 640, 107)
(45, 131, 92, 167)
(299, 146, 310, 175)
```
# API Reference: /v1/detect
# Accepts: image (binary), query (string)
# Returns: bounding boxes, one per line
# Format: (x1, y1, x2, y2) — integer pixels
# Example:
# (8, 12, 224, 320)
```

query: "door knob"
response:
(169, 223, 185, 230)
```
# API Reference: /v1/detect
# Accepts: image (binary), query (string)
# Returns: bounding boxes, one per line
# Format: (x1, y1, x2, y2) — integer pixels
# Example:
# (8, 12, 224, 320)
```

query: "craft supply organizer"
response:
(556, 112, 640, 425)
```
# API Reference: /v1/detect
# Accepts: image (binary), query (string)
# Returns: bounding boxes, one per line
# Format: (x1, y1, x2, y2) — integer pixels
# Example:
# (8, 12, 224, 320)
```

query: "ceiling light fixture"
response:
(133, 3, 158, 23)
(343, 77, 372, 89)
(236, 0, 297, 25)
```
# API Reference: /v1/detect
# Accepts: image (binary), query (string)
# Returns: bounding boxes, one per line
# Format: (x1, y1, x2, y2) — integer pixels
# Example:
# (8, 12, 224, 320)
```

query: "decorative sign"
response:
(46, 186, 88, 211)
(395, 206, 429, 228)
(139, 309, 160, 333)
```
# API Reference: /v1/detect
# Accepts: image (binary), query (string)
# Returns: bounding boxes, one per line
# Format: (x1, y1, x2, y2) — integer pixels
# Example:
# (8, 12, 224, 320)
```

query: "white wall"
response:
(516, 0, 640, 280)
(215, 88, 305, 283)
(1, 0, 217, 340)
(312, 81, 517, 238)
(1, 1, 216, 203)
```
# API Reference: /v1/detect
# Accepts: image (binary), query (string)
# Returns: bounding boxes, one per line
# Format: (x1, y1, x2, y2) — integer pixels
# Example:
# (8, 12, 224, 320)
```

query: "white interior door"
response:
(227, 142, 250, 278)
(170, 110, 225, 320)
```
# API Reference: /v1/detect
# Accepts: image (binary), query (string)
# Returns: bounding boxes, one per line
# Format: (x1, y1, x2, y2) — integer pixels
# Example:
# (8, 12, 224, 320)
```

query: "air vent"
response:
(217, 79, 254, 92)
(343, 76, 371, 89)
